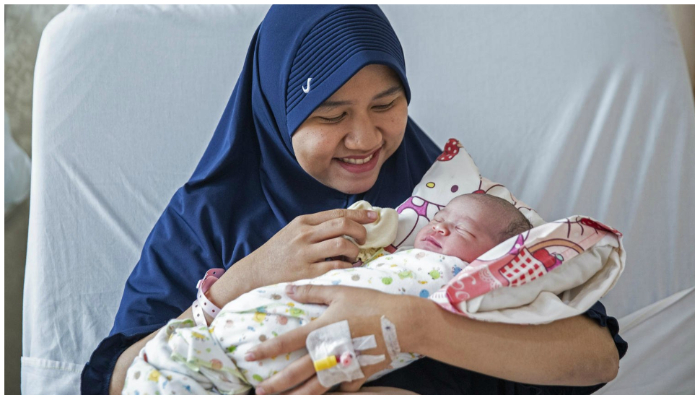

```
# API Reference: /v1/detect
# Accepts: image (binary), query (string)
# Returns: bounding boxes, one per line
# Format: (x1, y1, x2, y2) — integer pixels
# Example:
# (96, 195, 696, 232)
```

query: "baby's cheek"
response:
(413, 227, 428, 247)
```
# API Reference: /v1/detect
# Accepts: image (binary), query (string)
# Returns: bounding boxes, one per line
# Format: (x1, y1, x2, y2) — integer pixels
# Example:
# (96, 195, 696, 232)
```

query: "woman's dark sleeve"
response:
(365, 300, 628, 395)
(80, 204, 221, 394)
(80, 325, 160, 394)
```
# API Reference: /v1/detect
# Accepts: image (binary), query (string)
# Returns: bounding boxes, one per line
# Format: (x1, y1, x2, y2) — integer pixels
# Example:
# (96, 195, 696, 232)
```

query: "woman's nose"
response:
(345, 114, 381, 151)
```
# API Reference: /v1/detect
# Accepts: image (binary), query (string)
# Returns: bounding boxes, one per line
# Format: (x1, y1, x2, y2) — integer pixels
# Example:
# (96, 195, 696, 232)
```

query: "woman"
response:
(82, 5, 626, 395)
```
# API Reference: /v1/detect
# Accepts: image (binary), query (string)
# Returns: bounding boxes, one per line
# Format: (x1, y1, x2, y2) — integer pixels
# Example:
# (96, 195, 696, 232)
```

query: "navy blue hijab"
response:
(110, 5, 439, 339)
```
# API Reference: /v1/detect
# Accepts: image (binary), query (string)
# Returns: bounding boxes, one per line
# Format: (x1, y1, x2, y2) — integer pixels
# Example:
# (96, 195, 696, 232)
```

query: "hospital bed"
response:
(22, 5, 694, 394)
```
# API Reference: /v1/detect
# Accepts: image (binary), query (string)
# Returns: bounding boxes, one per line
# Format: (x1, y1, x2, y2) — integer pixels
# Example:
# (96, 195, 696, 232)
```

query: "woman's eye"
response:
(373, 100, 395, 111)
(320, 112, 346, 123)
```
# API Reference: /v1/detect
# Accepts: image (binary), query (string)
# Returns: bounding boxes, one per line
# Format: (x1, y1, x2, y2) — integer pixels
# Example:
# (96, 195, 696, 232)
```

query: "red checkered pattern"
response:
(499, 249, 547, 287)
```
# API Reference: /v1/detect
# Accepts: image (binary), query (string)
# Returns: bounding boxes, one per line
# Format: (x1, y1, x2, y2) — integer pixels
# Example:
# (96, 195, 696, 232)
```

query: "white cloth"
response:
(595, 287, 695, 395)
(23, 5, 694, 394)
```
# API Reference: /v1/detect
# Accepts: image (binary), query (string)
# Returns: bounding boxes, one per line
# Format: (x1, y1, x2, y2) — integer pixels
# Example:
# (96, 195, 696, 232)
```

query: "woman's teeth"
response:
(340, 154, 374, 164)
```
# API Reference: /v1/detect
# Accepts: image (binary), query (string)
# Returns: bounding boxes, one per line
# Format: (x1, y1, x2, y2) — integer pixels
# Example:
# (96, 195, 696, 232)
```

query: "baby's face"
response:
(414, 196, 503, 263)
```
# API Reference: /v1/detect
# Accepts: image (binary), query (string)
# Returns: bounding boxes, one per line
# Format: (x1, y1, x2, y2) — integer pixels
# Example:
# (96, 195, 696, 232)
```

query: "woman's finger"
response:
(338, 358, 392, 393)
(246, 305, 326, 361)
(281, 375, 328, 395)
(254, 354, 315, 395)
(314, 259, 353, 275)
(246, 285, 341, 360)
(309, 237, 360, 262)
(245, 328, 308, 361)
(338, 378, 366, 393)
(286, 284, 339, 305)
(307, 217, 368, 246)
(300, 208, 378, 226)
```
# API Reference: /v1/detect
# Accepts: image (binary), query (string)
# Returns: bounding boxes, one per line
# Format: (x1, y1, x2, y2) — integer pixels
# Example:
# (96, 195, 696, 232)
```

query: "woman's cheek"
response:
(385, 129, 405, 161)
(386, 107, 408, 149)
(296, 130, 335, 168)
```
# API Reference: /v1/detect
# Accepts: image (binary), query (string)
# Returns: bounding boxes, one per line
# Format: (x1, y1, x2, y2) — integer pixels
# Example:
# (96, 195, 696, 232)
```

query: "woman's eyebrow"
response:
(316, 85, 403, 112)
(316, 99, 351, 111)
(372, 85, 402, 100)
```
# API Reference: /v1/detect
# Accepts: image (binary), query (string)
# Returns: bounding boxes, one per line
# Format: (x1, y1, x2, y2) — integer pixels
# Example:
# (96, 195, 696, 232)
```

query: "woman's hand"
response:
(205, 209, 378, 324)
(247, 209, 378, 289)
(244, 284, 421, 395)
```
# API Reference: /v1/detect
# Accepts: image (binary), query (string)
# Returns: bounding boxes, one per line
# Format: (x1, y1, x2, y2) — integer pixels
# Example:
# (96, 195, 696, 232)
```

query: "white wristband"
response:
(192, 268, 225, 326)
(192, 299, 208, 327)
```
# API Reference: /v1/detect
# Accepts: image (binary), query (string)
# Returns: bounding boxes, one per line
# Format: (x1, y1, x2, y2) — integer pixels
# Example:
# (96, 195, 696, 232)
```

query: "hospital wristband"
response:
(192, 299, 207, 327)
(192, 268, 225, 326)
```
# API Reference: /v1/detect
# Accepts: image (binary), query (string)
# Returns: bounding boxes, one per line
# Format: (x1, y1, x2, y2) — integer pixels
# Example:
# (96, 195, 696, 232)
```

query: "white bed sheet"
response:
(595, 287, 695, 395)
(22, 5, 694, 394)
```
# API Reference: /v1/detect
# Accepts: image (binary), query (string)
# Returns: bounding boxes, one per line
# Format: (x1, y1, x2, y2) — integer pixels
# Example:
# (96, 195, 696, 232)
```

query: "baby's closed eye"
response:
(456, 226, 475, 237)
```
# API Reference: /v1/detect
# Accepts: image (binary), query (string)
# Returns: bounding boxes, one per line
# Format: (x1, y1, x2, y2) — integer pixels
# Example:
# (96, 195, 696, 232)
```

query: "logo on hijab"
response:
(302, 78, 313, 94)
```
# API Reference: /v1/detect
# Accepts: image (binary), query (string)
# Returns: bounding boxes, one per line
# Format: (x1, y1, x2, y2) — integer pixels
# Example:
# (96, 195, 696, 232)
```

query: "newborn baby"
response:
(123, 194, 531, 395)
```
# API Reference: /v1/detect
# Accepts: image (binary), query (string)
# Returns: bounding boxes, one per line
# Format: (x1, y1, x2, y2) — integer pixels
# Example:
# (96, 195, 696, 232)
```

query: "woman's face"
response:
(291, 64, 407, 194)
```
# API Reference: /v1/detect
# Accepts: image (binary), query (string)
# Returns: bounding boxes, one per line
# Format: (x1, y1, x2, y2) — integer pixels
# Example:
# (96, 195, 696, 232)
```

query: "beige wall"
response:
(667, 5, 695, 94)
(4, 5, 69, 395)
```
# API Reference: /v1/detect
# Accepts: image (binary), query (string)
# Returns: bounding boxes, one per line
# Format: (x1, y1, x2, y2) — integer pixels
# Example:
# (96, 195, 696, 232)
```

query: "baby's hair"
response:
(453, 193, 533, 243)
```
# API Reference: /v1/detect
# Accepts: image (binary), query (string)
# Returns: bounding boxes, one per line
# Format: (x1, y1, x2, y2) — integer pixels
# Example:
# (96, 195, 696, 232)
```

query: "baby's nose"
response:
(432, 223, 449, 234)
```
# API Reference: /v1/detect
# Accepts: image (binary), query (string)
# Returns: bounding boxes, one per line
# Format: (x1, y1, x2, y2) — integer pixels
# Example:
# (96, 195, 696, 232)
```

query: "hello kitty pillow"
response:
(390, 138, 545, 250)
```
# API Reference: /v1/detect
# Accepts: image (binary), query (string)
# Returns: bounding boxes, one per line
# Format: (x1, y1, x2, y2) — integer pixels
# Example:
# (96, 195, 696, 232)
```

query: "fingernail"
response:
(256, 387, 266, 395)
(285, 284, 295, 295)
(245, 352, 256, 361)
(367, 211, 378, 219)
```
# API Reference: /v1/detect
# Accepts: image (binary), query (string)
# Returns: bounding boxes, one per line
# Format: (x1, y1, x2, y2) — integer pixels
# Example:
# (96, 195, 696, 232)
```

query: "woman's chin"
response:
(334, 179, 376, 195)
(327, 160, 383, 194)
(326, 169, 380, 194)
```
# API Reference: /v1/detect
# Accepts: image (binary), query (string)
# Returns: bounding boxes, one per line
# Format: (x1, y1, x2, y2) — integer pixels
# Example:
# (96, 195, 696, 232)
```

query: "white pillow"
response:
(391, 138, 545, 249)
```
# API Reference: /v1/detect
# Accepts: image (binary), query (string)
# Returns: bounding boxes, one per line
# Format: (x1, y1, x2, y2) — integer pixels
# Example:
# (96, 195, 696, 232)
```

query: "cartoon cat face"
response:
(415, 139, 482, 206)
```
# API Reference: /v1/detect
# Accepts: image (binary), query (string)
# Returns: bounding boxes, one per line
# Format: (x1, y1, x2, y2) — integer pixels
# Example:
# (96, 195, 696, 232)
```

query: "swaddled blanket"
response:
(123, 212, 622, 394)
(122, 248, 459, 394)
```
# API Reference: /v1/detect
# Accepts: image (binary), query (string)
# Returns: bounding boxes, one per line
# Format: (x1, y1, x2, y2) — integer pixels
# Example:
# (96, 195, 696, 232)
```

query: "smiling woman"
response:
(292, 65, 408, 194)
(82, 5, 445, 395)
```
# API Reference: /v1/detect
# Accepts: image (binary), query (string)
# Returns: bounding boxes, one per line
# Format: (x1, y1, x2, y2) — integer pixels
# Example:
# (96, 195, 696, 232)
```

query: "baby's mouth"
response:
(424, 236, 442, 248)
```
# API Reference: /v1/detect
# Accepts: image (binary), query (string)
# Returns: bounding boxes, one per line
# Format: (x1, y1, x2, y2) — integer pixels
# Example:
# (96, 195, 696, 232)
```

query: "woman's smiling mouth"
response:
(339, 153, 374, 164)
(335, 148, 381, 173)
